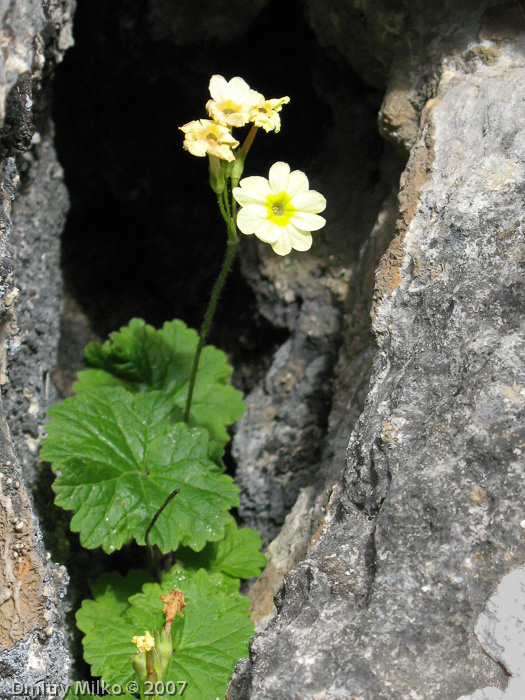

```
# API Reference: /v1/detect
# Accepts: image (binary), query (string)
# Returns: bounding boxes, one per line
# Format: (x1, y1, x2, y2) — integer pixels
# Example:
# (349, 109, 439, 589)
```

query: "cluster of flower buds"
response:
(131, 629, 173, 684)
(130, 588, 187, 685)
(179, 75, 289, 194)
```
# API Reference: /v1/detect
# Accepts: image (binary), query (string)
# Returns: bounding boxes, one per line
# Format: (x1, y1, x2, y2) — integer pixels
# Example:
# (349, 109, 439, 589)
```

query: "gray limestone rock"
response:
(455, 567, 525, 699)
(0, 0, 74, 695)
(228, 15, 525, 700)
(233, 304, 341, 545)
(0, 1, 44, 127)
(4, 127, 69, 490)
(1, 1, 522, 698)
(456, 691, 504, 700)
(246, 191, 401, 629)
(464, 567, 525, 699)
(232, 49, 397, 546)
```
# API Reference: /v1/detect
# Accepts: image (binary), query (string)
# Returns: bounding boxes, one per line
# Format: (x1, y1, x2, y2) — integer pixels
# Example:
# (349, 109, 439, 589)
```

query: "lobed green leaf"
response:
(41, 388, 239, 553)
(175, 520, 267, 580)
(75, 318, 245, 445)
(76, 570, 152, 637)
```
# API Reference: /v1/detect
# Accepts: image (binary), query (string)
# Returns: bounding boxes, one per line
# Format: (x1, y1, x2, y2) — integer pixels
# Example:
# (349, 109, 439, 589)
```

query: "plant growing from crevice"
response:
(41, 74, 326, 700)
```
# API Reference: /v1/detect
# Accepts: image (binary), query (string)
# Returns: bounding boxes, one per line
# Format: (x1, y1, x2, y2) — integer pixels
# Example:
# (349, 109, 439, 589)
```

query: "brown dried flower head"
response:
(160, 588, 187, 634)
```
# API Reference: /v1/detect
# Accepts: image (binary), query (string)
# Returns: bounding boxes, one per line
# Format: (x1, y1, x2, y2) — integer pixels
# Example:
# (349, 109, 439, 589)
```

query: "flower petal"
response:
(219, 131, 239, 146)
(228, 77, 252, 101)
(267, 96, 290, 111)
(291, 211, 326, 231)
(253, 219, 279, 244)
(212, 144, 236, 161)
(224, 112, 249, 127)
(287, 224, 313, 251)
(269, 162, 290, 194)
(184, 140, 209, 157)
(271, 230, 292, 256)
(290, 189, 326, 213)
(287, 170, 309, 198)
(237, 204, 268, 235)
(179, 120, 199, 133)
(209, 75, 227, 102)
(233, 176, 272, 205)
(253, 112, 281, 133)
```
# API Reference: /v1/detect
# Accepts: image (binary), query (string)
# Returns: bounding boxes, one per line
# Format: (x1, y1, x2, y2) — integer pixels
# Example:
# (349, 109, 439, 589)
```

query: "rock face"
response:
(229, 4, 525, 700)
(232, 53, 397, 547)
(464, 567, 525, 700)
(0, 0, 74, 695)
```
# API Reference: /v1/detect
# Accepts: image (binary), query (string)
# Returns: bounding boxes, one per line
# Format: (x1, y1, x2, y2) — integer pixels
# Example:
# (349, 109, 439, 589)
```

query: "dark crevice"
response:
(363, 522, 379, 605)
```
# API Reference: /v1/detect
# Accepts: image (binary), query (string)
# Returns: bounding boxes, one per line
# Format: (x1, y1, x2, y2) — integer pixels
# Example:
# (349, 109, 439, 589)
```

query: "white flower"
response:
(179, 119, 239, 162)
(232, 162, 326, 256)
(251, 96, 290, 133)
(206, 75, 264, 128)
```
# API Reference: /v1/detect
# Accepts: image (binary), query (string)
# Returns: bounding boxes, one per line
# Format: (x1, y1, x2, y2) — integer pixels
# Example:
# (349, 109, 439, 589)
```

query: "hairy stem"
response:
(183, 235, 238, 423)
(217, 194, 229, 225)
(222, 187, 232, 220)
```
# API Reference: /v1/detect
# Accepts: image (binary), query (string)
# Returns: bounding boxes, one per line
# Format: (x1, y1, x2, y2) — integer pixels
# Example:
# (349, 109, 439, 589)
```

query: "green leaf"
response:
(75, 318, 245, 444)
(41, 388, 239, 553)
(176, 520, 267, 580)
(80, 565, 254, 700)
(76, 570, 152, 637)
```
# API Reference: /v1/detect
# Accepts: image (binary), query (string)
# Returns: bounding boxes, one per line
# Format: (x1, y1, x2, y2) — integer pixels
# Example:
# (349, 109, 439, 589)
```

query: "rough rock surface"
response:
(2, 0, 522, 698)
(4, 128, 69, 489)
(456, 567, 525, 700)
(233, 55, 397, 545)
(0, 0, 44, 128)
(0, 0, 74, 695)
(229, 9, 525, 700)
(247, 192, 400, 629)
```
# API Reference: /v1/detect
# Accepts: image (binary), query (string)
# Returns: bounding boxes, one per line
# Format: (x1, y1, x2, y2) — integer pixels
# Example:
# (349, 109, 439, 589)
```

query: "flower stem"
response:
(183, 237, 238, 423)
(217, 195, 229, 225)
(222, 187, 232, 220)
(239, 124, 258, 159)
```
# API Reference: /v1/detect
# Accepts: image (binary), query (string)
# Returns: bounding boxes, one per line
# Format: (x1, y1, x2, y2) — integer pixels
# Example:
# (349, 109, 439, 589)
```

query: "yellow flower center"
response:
(221, 101, 238, 115)
(207, 132, 218, 142)
(266, 193, 295, 226)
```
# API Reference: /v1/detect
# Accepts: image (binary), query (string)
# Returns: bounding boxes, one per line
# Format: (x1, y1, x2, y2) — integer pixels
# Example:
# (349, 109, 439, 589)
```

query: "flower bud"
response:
(208, 154, 225, 194)
(131, 653, 147, 682)
(145, 647, 158, 683)
(230, 154, 246, 188)
(155, 629, 173, 674)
